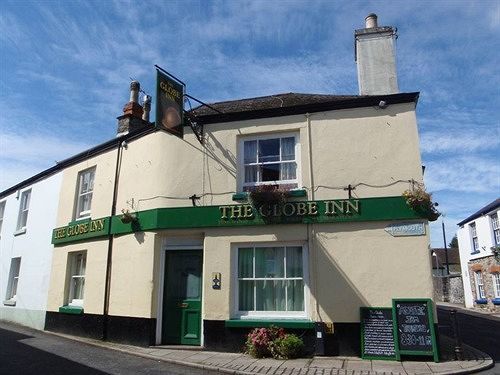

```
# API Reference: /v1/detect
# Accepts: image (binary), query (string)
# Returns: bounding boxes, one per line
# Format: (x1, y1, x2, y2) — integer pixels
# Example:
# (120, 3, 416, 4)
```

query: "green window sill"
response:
(59, 305, 84, 315)
(225, 319, 314, 329)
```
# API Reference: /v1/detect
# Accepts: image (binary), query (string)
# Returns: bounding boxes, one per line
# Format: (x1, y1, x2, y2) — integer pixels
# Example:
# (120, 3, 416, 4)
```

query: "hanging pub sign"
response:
(156, 69, 184, 137)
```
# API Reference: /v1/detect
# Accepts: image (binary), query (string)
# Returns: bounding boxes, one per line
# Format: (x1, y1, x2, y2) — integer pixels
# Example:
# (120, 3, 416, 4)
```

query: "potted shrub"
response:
(245, 326, 304, 359)
(402, 187, 440, 221)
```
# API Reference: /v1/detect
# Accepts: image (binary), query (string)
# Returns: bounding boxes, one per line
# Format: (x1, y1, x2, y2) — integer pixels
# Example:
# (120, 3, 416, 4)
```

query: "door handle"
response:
(178, 302, 189, 308)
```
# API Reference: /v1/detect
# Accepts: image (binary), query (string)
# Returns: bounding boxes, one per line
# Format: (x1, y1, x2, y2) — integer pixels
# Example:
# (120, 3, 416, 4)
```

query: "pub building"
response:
(43, 14, 435, 356)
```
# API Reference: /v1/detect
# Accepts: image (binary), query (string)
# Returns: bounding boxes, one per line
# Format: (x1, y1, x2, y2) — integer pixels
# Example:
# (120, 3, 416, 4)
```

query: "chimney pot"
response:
(130, 80, 140, 103)
(142, 95, 151, 122)
(365, 13, 378, 28)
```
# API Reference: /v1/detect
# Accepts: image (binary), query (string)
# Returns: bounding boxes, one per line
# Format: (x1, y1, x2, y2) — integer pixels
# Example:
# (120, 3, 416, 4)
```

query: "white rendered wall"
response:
(0, 172, 62, 329)
(457, 207, 499, 307)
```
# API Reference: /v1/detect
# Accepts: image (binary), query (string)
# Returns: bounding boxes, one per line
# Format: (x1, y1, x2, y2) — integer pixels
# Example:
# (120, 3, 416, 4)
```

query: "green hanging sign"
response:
(155, 69, 184, 137)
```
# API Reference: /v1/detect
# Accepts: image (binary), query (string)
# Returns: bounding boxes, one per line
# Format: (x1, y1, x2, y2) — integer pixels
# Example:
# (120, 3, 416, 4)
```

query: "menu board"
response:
(360, 307, 397, 360)
(392, 299, 439, 362)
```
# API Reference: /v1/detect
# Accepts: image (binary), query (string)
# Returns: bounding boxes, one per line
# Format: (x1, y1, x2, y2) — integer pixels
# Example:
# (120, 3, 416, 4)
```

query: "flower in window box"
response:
(249, 185, 288, 222)
(402, 188, 441, 222)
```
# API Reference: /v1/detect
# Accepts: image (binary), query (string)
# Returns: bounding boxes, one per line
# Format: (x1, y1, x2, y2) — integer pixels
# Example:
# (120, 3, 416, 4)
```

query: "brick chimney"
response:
(355, 14, 399, 95)
(117, 81, 150, 136)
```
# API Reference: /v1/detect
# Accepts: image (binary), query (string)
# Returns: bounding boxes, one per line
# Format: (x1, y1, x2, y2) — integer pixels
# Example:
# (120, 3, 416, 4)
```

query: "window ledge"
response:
(59, 305, 84, 315)
(232, 189, 307, 202)
(470, 250, 480, 255)
(492, 298, 500, 305)
(13, 228, 26, 236)
(475, 299, 488, 305)
(3, 300, 16, 306)
(225, 319, 314, 329)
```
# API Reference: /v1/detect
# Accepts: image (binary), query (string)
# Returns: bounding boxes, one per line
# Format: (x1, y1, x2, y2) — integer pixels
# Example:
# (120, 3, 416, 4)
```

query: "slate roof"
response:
(190, 91, 419, 123)
(431, 247, 461, 266)
(457, 198, 500, 226)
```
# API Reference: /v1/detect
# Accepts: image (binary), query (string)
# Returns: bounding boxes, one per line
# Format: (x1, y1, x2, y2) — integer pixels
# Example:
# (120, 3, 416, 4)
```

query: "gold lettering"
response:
(272, 204, 280, 217)
(332, 201, 344, 214)
(220, 206, 229, 219)
(307, 202, 318, 215)
(259, 205, 271, 217)
(283, 203, 296, 217)
(324, 201, 333, 215)
(230, 205, 243, 219)
(296, 202, 307, 215)
(345, 200, 360, 214)
(96, 219, 104, 231)
(243, 205, 254, 218)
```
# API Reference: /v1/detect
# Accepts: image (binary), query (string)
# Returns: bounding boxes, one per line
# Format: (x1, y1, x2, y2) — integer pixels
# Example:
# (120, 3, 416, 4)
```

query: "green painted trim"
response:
(232, 193, 248, 201)
(112, 196, 425, 235)
(224, 319, 314, 329)
(392, 298, 439, 362)
(287, 189, 307, 197)
(52, 217, 111, 245)
(58, 305, 84, 315)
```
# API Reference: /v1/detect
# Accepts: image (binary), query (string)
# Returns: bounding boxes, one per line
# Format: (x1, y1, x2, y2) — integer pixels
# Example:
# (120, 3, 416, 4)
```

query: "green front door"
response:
(162, 250, 203, 345)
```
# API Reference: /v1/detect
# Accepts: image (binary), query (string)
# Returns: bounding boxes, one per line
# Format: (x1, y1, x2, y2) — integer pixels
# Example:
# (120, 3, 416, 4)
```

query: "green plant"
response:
(245, 325, 287, 359)
(270, 334, 304, 359)
(402, 188, 441, 221)
(491, 245, 500, 262)
(249, 185, 288, 223)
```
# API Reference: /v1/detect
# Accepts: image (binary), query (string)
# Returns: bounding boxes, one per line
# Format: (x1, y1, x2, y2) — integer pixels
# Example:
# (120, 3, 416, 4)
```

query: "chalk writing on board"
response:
(395, 302, 432, 352)
(361, 308, 396, 358)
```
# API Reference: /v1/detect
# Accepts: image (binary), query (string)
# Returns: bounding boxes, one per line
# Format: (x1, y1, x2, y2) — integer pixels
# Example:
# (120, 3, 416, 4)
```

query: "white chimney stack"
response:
(355, 13, 399, 95)
(142, 95, 151, 122)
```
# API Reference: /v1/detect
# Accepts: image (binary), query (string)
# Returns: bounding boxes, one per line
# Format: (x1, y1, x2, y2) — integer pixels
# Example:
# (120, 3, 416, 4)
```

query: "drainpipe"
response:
(305, 113, 315, 200)
(102, 140, 125, 340)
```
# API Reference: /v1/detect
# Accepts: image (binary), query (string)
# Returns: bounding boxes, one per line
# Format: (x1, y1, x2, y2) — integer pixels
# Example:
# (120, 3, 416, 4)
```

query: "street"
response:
(0, 323, 218, 375)
(437, 305, 500, 374)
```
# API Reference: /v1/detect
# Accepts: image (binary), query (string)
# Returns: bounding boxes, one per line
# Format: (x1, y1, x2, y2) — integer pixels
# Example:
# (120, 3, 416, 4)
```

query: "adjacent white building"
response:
(457, 198, 500, 310)
(0, 171, 62, 329)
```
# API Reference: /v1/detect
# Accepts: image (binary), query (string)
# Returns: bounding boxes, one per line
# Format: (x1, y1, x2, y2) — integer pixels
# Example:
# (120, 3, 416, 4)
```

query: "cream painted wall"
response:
(108, 232, 158, 318)
(46, 239, 108, 314)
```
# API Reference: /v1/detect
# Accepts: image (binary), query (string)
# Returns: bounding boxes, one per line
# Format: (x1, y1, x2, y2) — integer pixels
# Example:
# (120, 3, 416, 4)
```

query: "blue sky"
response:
(0, 0, 499, 246)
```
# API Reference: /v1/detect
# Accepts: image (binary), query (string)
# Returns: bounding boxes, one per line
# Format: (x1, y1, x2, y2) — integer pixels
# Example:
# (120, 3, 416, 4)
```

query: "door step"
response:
(151, 345, 204, 351)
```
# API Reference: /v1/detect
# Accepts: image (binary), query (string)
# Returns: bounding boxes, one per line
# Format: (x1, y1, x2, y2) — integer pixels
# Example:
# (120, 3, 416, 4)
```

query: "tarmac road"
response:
(0, 323, 218, 375)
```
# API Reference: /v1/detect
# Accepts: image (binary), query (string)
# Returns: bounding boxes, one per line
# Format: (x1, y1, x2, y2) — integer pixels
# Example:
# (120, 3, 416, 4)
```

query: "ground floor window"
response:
(5, 257, 21, 303)
(492, 273, 500, 299)
(68, 252, 86, 307)
(237, 245, 306, 316)
(474, 270, 485, 300)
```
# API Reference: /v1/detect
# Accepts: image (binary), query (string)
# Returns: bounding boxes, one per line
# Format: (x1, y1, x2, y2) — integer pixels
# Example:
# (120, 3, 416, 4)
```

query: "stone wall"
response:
(468, 255, 500, 312)
(433, 274, 465, 304)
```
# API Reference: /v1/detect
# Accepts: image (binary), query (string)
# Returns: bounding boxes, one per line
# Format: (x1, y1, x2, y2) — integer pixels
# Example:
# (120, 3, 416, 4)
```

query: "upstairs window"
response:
(491, 213, 499, 246)
(242, 134, 299, 191)
(16, 189, 31, 231)
(5, 257, 21, 303)
(493, 273, 500, 299)
(469, 222, 479, 253)
(0, 200, 5, 235)
(68, 252, 86, 307)
(75, 167, 95, 219)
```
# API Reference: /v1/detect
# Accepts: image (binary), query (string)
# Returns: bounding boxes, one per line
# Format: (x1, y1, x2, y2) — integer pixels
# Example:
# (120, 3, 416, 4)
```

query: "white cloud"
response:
(420, 130, 500, 154)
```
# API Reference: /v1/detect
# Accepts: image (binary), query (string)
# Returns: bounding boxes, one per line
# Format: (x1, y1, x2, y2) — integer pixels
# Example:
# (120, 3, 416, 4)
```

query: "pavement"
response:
(42, 329, 493, 375)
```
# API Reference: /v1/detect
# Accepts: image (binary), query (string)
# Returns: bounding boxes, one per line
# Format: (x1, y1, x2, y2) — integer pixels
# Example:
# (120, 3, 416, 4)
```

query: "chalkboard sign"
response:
(360, 307, 397, 360)
(392, 299, 439, 362)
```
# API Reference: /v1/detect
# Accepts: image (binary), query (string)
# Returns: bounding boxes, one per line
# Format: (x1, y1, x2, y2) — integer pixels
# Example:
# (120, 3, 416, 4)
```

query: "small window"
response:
(0, 200, 5, 234)
(5, 257, 21, 303)
(474, 270, 485, 300)
(16, 189, 31, 231)
(67, 252, 86, 307)
(469, 222, 479, 253)
(237, 245, 305, 317)
(75, 168, 95, 219)
(241, 134, 299, 191)
(493, 273, 500, 299)
(491, 213, 499, 246)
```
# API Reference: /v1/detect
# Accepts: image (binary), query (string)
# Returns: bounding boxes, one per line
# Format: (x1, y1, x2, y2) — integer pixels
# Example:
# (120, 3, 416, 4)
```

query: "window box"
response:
(492, 298, 500, 305)
(475, 299, 488, 305)
(232, 192, 249, 202)
(59, 305, 84, 315)
(225, 319, 314, 329)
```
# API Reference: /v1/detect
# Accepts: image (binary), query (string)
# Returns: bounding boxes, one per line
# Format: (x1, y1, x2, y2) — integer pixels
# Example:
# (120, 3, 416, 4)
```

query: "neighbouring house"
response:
(457, 198, 500, 311)
(431, 247, 464, 304)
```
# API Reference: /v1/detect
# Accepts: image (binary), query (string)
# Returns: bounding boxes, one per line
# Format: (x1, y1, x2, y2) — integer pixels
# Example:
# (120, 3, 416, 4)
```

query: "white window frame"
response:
(492, 273, 500, 299)
(4, 257, 21, 304)
(75, 167, 96, 219)
(474, 270, 485, 300)
(239, 133, 301, 191)
(490, 213, 500, 246)
(0, 200, 6, 235)
(469, 222, 479, 253)
(232, 242, 309, 319)
(15, 189, 31, 233)
(67, 252, 86, 307)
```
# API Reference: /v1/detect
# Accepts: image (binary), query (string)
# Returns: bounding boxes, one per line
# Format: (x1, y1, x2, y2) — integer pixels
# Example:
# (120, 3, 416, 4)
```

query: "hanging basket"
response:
(120, 209, 137, 224)
(249, 185, 288, 223)
(402, 188, 441, 222)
